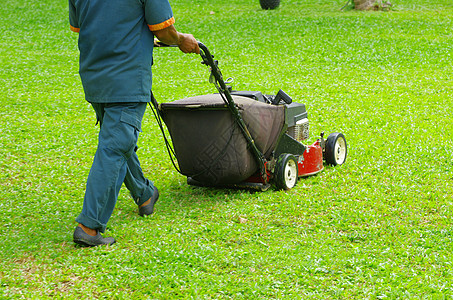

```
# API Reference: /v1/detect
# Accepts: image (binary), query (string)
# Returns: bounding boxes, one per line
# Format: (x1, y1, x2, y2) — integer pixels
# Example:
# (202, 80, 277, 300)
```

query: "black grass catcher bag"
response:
(160, 94, 285, 185)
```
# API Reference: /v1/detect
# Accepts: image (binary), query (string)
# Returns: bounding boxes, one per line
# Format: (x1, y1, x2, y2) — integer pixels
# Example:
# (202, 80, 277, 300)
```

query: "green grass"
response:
(1, 0, 453, 298)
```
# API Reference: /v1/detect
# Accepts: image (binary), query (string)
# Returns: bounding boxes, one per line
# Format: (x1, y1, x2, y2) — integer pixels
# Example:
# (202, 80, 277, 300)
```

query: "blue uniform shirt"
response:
(69, 0, 175, 103)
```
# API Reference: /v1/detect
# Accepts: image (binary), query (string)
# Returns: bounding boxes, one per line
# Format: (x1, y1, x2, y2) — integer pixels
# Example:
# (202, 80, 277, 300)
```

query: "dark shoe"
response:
(138, 186, 159, 217)
(73, 226, 116, 247)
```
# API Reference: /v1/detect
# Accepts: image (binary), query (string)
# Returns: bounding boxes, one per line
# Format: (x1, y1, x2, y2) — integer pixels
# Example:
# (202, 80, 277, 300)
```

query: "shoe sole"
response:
(74, 239, 90, 247)
(73, 238, 116, 247)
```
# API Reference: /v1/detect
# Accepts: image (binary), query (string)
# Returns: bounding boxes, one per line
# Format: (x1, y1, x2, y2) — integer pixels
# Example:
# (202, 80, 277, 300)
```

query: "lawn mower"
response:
(151, 42, 347, 191)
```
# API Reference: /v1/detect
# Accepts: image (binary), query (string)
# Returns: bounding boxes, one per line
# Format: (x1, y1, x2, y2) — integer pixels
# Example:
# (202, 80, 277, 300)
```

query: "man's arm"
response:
(69, 0, 80, 32)
(152, 25, 199, 54)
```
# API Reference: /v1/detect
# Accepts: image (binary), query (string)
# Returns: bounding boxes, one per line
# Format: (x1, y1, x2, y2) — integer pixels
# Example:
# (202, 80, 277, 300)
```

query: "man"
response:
(69, 0, 199, 247)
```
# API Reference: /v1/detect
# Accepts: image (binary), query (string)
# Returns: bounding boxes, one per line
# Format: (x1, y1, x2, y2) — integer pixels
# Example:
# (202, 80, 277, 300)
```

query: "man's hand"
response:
(177, 33, 199, 54)
(153, 25, 199, 54)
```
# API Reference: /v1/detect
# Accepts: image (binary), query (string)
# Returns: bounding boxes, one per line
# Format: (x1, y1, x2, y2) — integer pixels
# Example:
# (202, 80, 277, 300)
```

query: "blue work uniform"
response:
(69, 0, 174, 232)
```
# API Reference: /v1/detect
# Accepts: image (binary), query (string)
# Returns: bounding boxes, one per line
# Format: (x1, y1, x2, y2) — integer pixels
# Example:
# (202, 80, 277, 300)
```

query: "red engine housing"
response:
(297, 140, 324, 176)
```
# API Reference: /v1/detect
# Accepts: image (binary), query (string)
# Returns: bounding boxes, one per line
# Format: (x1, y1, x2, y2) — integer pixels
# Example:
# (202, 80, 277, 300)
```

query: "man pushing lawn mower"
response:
(69, 0, 199, 247)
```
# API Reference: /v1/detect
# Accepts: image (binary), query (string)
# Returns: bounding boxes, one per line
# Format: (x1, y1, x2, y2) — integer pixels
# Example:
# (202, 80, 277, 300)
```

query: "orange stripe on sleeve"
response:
(147, 17, 175, 32)
(70, 25, 80, 33)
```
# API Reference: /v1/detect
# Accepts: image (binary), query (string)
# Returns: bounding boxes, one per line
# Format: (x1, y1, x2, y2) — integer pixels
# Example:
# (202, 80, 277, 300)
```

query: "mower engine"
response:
(287, 118, 310, 142)
(284, 102, 310, 143)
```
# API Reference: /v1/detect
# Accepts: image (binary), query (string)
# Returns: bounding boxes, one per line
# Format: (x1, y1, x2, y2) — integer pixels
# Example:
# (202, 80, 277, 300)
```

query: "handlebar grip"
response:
(154, 40, 177, 47)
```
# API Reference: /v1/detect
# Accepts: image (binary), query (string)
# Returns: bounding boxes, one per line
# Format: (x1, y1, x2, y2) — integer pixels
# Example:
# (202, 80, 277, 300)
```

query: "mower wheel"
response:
(324, 132, 347, 166)
(275, 153, 298, 190)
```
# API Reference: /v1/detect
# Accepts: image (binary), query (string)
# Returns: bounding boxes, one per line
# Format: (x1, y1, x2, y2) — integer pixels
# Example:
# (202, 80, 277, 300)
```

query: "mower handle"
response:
(197, 42, 269, 184)
(154, 40, 204, 53)
(154, 40, 208, 57)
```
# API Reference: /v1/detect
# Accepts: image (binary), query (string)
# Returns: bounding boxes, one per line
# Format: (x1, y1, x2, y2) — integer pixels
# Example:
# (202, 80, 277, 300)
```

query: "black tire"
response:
(260, 0, 280, 10)
(274, 153, 298, 190)
(324, 132, 347, 166)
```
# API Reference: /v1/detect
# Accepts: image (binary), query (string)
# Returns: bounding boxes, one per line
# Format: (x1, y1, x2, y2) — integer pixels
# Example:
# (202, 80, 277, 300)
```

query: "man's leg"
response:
(75, 102, 146, 238)
(124, 150, 157, 209)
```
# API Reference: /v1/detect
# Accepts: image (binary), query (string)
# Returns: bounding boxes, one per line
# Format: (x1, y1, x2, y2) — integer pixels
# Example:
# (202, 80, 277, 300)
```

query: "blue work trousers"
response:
(76, 102, 155, 233)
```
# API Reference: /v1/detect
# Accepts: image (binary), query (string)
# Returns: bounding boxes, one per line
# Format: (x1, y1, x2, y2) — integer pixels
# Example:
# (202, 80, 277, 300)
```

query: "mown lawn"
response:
(1, 0, 452, 298)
